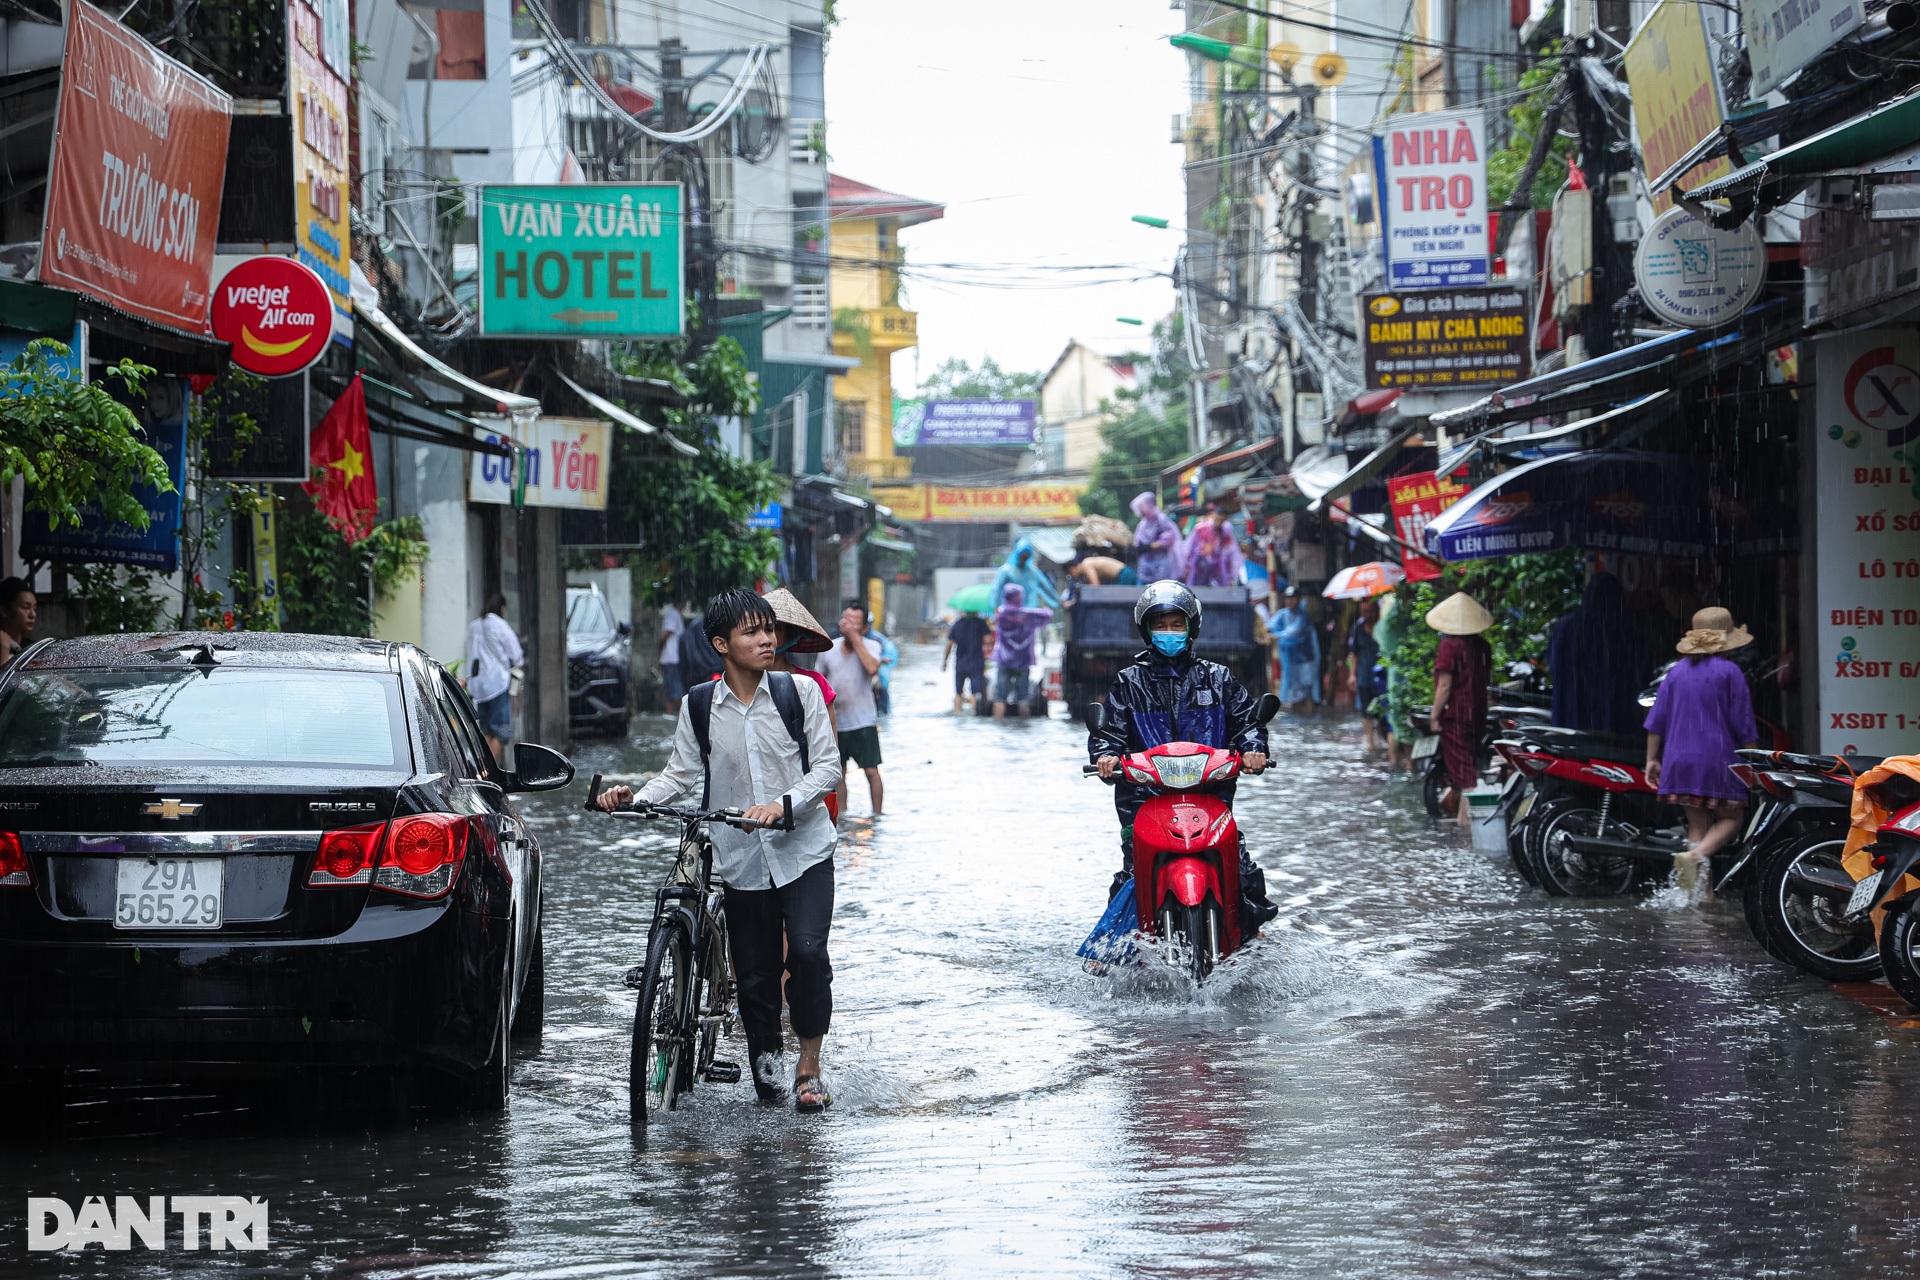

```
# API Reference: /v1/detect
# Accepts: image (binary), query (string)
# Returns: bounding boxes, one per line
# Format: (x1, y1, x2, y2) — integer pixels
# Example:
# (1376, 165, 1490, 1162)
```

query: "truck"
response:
(1059, 585, 1270, 723)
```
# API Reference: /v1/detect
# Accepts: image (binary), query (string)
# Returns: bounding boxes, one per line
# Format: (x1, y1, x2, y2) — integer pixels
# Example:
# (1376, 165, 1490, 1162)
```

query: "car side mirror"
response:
(507, 742, 575, 792)
(1253, 693, 1281, 725)
(1084, 702, 1107, 732)
(616, 620, 632, 636)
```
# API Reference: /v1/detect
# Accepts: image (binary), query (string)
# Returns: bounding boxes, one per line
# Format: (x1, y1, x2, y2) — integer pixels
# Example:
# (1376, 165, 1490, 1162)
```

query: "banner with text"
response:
(470, 416, 611, 509)
(894, 399, 1036, 447)
(1371, 109, 1488, 290)
(1362, 287, 1529, 390)
(1387, 470, 1471, 582)
(40, 0, 232, 331)
(1625, 0, 1729, 210)
(870, 483, 1084, 523)
(289, 0, 352, 337)
(1815, 330, 1920, 756)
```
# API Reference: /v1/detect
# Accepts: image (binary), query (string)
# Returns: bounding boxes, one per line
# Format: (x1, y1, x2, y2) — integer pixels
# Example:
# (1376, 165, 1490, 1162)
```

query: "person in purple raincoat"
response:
(1181, 506, 1245, 588)
(1130, 492, 1182, 582)
(990, 583, 1053, 719)
(1643, 607, 1759, 898)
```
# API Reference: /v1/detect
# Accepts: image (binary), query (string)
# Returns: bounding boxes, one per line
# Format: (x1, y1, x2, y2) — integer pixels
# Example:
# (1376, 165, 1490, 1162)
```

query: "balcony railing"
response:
(792, 283, 829, 328)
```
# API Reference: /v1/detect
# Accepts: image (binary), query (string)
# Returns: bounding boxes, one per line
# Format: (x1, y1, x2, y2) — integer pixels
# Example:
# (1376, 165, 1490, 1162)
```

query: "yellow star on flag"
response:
(328, 441, 365, 485)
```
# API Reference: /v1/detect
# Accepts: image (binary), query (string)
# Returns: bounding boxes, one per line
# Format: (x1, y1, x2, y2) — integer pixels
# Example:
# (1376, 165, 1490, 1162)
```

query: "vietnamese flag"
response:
(304, 373, 378, 543)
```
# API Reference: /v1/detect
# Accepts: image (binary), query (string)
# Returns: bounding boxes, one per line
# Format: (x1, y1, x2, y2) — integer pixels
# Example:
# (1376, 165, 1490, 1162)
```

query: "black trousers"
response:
(725, 857, 834, 1091)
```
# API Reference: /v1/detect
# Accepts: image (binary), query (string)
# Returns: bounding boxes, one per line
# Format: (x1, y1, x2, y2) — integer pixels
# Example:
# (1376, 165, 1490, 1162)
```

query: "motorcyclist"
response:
(1087, 580, 1281, 931)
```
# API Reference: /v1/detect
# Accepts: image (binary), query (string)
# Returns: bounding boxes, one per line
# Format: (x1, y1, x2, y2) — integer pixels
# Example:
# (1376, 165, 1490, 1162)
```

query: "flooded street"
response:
(8, 640, 1920, 1277)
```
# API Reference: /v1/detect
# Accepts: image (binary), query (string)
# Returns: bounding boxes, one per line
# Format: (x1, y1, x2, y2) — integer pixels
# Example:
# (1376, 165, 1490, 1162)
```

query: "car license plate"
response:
(114, 857, 223, 930)
(1412, 735, 1440, 761)
(1845, 871, 1883, 917)
(1515, 791, 1536, 823)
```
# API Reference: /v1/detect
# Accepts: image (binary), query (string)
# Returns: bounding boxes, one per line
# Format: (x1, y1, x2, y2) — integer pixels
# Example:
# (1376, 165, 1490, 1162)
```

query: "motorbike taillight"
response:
(1729, 763, 1759, 792)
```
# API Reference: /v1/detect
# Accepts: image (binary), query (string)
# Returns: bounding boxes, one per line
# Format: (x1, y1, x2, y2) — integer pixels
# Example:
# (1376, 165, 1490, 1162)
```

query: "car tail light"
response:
(309, 821, 384, 886)
(373, 814, 469, 899)
(0, 831, 29, 887)
(1729, 763, 1759, 791)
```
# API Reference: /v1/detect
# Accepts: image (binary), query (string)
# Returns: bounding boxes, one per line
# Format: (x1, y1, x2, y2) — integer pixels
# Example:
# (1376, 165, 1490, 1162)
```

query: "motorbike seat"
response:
(1527, 726, 1646, 764)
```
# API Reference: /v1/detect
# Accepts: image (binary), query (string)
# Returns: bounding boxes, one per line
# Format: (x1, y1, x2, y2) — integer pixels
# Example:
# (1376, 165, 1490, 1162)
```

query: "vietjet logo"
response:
(240, 327, 313, 359)
(1474, 492, 1531, 526)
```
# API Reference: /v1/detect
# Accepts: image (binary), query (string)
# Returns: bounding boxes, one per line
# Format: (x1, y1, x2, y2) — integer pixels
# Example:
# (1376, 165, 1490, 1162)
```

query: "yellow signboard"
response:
(871, 484, 1085, 524)
(289, 0, 352, 335)
(1624, 0, 1730, 211)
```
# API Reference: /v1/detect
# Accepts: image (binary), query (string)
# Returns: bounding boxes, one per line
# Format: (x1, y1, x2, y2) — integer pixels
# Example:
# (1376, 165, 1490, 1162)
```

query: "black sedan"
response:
(0, 632, 572, 1112)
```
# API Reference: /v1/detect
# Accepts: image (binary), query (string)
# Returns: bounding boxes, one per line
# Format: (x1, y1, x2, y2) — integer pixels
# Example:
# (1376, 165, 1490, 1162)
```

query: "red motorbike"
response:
(1084, 694, 1279, 981)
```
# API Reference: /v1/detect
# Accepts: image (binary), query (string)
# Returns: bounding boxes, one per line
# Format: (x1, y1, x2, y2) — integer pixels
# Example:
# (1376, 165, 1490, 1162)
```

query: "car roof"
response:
(19, 632, 402, 673)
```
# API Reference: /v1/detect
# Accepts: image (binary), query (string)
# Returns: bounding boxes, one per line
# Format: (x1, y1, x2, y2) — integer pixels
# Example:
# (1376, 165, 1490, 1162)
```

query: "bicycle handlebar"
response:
(584, 773, 795, 831)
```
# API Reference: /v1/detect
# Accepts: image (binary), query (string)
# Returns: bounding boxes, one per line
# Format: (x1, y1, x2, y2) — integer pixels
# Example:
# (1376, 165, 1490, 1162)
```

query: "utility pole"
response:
(1569, 47, 1621, 361)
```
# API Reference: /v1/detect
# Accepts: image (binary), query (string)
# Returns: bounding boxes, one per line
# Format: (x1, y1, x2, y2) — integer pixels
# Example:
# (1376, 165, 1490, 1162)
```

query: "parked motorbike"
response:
(1823, 764, 1920, 1005)
(1414, 686, 1551, 819)
(1083, 694, 1281, 983)
(1729, 749, 1881, 982)
(1495, 727, 1681, 895)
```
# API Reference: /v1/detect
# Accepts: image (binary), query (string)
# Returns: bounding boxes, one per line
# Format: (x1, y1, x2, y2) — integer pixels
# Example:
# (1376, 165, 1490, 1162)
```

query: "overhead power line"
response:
(1196, 0, 1559, 62)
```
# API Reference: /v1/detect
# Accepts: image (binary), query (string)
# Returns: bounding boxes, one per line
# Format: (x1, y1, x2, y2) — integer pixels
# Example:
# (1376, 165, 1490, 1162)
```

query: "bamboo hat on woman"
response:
(1675, 606, 1752, 655)
(1425, 591, 1493, 636)
(763, 587, 833, 653)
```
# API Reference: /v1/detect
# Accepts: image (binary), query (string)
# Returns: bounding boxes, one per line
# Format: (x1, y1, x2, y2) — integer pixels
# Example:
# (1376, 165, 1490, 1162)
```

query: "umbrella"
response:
(1323, 562, 1406, 599)
(949, 582, 995, 614)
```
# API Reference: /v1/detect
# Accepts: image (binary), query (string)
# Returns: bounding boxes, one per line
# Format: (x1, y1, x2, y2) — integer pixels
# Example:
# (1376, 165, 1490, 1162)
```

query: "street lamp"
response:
(1116, 317, 1144, 326)
(1169, 31, 1234, 61)
(1131, 215, 1170, 229)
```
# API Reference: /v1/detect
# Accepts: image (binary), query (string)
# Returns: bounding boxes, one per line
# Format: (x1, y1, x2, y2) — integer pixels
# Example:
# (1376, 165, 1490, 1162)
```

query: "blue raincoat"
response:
(991, 536, 1060, 609)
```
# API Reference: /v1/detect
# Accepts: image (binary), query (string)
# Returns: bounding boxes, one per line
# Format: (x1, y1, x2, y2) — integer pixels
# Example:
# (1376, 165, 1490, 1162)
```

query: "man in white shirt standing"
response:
(659, 601, 685, 714)
(817, 602, 884, 816)
(464, 593, 524, 757)
(595, 589, 842, 1112)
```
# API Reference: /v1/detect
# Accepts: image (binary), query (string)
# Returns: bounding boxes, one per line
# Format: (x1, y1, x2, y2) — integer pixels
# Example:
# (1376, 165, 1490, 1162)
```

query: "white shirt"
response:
(465, 614, 524, 704)
(659, 604, 684, 665)
(817, 637, 883, 731)
(634, 672, 841, 889)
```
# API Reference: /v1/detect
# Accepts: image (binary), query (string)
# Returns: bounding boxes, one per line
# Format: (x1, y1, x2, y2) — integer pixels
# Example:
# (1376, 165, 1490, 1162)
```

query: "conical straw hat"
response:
(763, 587, 833, 653)
(1425, 591, 1493, 636)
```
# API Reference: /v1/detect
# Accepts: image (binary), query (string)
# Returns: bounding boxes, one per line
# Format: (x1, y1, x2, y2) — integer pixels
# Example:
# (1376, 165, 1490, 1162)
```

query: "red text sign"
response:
(1387, 470, 1471, 583)
(41, 1, 232, 331)
(210, 256, 332, 376)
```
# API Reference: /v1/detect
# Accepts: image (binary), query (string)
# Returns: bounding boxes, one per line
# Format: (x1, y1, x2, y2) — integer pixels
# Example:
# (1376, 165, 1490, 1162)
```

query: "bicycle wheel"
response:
(696, 915, 733, 1079)
(631, 915, 693, 1134)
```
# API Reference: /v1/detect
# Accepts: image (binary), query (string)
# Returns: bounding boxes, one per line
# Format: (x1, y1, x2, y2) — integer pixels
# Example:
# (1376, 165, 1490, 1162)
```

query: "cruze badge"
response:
(309, 801, 377, 813)
(143, 800, 203, 820)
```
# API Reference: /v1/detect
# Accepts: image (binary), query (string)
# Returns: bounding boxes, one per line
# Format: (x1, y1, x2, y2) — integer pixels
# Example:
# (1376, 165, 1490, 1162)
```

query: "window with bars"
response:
(836, 401, 867, 457)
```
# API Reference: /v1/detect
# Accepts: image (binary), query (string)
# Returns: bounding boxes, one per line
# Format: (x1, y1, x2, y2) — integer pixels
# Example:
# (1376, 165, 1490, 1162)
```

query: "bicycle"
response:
(585, 775, 793, 1136)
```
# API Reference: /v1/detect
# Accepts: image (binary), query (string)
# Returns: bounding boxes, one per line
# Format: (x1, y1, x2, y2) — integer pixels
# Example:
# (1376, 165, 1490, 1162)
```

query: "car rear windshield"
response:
(0, 668, 411, 770)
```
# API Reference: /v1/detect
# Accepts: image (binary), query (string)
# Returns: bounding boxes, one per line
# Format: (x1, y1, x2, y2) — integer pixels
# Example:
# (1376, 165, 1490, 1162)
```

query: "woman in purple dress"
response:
(1643, 607, 1759, 895)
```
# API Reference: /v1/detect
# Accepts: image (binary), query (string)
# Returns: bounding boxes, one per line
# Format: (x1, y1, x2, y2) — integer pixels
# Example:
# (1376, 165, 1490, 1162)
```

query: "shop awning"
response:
(354, 301, 541, 418)
(1159, 440, 1234, 486)
(325, 371, 513, 458)
(866, 533, 915, 555)
(1286, 443, 1356, 501)
(1683, 89, 1920, 205)
(554, 369, 700, 457)
(1306, 422, 1420, 515)
(1421, 449, 1712, 563)
(1428, 298, 1799, 433)
(1021, 527, 1078, 565)
(1439, 392, 1675, 473)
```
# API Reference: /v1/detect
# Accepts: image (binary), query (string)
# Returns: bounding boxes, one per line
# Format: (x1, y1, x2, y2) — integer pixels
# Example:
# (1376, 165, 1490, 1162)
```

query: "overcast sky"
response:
(825, 0, 1190, 392)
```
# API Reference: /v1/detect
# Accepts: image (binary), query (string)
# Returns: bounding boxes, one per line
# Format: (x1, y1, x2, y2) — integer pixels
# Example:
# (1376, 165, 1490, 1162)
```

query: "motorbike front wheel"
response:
(1532, 799, 1640, 897)
(1878, 898, 1920, 1009)
(1758, 832, 1882, 981)
(1185, 901, 1219, 983)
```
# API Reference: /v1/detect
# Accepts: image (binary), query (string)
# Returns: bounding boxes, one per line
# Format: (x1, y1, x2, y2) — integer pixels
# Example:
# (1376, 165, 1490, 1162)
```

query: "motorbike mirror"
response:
(1083, 702, 1107, 732)
(1253, 693, 1281, 725)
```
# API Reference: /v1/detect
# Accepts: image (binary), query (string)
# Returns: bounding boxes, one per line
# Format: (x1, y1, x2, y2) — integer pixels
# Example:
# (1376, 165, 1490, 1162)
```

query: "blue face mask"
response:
(1150, 630, 1188, 658)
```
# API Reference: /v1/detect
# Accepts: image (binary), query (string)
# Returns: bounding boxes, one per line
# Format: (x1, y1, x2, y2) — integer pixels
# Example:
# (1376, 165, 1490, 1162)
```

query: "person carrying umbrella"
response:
(1427, 592, 1494, 824)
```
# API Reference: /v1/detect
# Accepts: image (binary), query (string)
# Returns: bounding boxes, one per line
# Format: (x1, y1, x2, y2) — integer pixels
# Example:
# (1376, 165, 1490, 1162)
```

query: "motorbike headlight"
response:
(1152, 753, 1208, 789)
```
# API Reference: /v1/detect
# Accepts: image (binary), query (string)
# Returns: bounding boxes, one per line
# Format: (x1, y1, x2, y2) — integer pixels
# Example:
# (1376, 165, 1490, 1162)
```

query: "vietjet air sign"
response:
(209, 257, 332, 376)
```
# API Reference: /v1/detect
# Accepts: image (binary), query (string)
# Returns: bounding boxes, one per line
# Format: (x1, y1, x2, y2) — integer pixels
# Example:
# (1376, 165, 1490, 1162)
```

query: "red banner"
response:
(1387, 470, 1470, 583)
(40, 1, 232, 331)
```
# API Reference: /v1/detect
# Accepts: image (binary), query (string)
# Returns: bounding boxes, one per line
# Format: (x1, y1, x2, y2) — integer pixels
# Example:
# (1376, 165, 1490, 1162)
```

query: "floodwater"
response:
(7, 641, 1920, 1277)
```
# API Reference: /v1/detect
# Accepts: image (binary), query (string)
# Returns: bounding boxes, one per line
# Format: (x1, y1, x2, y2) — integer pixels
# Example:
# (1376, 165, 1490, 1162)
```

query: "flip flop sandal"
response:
(794, 1074, 831, 1113)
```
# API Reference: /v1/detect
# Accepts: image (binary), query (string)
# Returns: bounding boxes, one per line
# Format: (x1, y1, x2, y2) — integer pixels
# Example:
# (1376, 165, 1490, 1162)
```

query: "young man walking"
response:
(596, 589, 842, 1111)
(818, 602, 884, 816)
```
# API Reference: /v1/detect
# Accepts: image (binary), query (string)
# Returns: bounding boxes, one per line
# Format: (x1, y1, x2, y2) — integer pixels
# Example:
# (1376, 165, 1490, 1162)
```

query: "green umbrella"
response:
(949, 583, 994, 614)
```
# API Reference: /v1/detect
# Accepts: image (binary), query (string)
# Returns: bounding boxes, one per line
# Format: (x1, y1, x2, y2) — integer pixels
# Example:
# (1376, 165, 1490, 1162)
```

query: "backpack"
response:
(685, 671, 810, 809)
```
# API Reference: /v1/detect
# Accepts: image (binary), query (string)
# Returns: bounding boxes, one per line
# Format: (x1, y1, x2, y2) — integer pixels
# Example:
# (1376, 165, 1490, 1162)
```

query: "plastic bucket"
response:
(1466, 786, 1506, 852)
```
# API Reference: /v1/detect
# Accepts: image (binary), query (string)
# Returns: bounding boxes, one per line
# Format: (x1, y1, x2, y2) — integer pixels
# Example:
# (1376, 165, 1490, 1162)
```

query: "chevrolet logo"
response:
(142, 800, 203, 820)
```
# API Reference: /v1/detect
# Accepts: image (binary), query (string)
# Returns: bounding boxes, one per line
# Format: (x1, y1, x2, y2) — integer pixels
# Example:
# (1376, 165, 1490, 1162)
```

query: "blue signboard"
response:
(894, 399, 1036, 447)
(748, 501, 784, 530)
(0, 324, 83, 381)
(20, 379, 189, 572)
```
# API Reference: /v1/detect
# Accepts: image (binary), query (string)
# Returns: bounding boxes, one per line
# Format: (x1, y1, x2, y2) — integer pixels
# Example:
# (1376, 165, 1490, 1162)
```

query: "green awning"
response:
(1686, 90, 1920, 202)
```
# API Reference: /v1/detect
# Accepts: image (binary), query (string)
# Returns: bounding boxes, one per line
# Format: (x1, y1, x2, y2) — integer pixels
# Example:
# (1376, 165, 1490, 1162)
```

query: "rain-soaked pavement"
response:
(8, 640, 1920, 1276)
